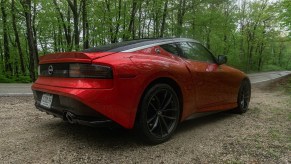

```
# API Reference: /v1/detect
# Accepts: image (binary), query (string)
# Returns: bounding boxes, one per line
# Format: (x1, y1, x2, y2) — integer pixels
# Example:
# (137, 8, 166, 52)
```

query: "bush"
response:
(0, 75, 32, 83)
(0, 75, 15, 83)
(262, 65, 285, 72)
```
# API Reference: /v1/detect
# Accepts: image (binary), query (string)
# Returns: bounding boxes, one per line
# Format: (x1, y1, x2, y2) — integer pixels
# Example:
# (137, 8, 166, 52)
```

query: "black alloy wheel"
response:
(236, 79, 251, 113)
(137, 83, 180, 144)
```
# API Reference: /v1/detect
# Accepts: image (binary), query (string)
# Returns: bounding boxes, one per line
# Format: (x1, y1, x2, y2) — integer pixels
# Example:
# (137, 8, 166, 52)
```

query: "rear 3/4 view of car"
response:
(32, 38, 251, 144)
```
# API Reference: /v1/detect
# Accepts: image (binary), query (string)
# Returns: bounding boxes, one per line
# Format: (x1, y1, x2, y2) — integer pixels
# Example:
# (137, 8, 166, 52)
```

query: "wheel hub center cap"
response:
(157, 111, 162, 115)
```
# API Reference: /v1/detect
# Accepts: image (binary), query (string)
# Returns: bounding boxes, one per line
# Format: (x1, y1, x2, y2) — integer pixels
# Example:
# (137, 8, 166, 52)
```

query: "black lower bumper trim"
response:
(35, 103, 113, 127)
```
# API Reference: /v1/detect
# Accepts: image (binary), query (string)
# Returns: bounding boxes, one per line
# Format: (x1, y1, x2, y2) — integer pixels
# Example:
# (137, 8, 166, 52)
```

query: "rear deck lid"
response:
(39, 52, 115, 64)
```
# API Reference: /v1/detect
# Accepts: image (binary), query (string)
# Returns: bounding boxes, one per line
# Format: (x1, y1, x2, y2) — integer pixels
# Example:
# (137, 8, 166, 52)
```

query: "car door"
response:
(177, 42, 229, 111)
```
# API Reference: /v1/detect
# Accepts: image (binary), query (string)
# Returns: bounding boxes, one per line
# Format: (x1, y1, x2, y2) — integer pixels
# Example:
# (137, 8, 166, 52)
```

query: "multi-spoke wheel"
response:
(236, 79, 251, 113)
(137, 83, 180, 144)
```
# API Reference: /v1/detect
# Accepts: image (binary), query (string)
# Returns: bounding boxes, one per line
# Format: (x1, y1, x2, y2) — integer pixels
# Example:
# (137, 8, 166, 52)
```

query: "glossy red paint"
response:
(32, 44, 247, 129)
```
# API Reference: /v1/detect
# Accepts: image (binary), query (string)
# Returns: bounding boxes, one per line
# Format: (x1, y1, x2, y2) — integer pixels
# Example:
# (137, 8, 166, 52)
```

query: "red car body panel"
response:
(32, 40, 247, 129)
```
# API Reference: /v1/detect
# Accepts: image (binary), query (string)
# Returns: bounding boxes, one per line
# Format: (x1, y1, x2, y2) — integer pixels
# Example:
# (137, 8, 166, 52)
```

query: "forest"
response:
(0, 0, 290, 82)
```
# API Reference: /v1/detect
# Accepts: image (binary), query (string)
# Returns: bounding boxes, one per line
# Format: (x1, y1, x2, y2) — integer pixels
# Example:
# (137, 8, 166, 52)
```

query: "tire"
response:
(236, 79, 251, 114)
(136, 83, 180, 144)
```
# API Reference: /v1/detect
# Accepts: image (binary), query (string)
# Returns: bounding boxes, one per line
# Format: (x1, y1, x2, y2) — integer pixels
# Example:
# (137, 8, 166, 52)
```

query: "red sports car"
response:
(32, 38, 251, 144)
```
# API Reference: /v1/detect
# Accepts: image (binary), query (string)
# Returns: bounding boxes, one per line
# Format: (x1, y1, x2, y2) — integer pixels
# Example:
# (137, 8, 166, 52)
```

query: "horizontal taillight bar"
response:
(39, 63, 113, 79)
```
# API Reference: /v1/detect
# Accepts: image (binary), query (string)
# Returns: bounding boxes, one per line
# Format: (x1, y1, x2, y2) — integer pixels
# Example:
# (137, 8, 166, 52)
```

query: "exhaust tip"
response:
(65, 112, 76, 124)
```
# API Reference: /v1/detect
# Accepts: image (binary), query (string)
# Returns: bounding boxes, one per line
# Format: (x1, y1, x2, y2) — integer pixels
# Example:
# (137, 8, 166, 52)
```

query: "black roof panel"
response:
(82, 38, 197, 53)
(82, 39, 154, 52)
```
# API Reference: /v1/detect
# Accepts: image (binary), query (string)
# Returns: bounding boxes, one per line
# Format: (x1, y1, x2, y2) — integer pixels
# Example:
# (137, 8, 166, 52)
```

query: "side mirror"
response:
(217, 55, 227, 65)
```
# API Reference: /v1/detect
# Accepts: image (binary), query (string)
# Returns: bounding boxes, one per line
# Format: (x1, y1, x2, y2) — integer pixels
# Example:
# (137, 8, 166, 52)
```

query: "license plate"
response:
(40, 94, 53, 109)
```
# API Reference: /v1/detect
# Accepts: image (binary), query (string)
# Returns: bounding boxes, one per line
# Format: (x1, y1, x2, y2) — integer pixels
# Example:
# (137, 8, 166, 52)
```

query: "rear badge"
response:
(48, 65, 53, 75)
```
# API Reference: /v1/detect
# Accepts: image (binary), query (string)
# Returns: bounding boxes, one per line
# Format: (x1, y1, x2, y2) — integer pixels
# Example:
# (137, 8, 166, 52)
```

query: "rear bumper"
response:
(32, 82, 136, 128)
(33, 90, 113, 127)
(35, 103, 113, 127)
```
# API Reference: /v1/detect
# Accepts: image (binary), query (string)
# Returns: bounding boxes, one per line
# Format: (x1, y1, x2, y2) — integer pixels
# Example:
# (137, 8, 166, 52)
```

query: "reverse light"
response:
(69, 63, 113, 79)
(38, 65, 40, 76)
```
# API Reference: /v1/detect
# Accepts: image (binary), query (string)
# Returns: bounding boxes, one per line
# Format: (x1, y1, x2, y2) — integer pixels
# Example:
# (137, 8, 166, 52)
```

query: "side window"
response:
(160, 44, 180, 56)
(179, 42, 215, 63)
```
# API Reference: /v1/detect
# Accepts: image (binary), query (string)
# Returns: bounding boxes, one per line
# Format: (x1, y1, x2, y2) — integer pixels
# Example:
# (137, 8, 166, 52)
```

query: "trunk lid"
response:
(39, 52, 115, 64)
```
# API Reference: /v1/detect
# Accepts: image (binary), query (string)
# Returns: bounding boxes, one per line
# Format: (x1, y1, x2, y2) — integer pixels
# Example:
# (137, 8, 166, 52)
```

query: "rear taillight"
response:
(69, 63, 113, 79)
(39, 63, 113, 79)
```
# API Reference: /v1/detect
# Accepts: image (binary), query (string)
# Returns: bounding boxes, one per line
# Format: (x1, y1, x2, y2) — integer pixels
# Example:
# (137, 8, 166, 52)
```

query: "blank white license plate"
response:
(40, 94, 53, 109)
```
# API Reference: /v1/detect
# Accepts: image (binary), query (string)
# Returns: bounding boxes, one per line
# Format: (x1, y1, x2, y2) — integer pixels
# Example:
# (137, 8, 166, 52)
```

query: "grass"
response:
(0, 75, 31, 83)
(261, 64, 286, 72)
(269, 129, 281, 140)
(284, 78, 291, 94)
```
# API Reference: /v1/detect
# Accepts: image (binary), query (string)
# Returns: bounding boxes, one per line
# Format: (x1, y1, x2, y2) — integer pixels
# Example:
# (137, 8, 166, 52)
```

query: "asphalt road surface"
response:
(0, 71, 290, 96)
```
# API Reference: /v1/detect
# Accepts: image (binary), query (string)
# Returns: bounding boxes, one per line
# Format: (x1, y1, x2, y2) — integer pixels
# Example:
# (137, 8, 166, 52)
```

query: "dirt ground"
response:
(0, 78, 290, 164)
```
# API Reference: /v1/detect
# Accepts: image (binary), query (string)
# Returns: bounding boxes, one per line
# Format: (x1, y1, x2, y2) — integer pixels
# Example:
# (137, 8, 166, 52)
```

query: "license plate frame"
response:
(40, 93, 53, 109)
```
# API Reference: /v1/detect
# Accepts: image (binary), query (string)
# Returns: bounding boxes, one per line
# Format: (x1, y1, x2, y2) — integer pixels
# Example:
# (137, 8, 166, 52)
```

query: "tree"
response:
(1, 0, 13, 76)
(126, 0, 138, 40)
(21, 0, 38, 81)
(11, 0, 25, 75)
(82, 0, 89, 49)
(67, 0, 79, 50)
(160, 0, 168, 37)
(0, 0, 290, 82)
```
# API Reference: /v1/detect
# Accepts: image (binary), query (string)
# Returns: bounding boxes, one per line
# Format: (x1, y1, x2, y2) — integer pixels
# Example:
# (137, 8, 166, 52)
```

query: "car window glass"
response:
(160, 44, 179, 56)
(179, 42, 215, 63)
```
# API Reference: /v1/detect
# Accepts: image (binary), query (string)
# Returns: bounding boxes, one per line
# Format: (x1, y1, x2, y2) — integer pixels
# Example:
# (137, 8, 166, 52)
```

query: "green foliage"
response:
(0, 75, 14, 83)
(0, 0, 291, 83)
(261, 64, 285, 72)
(0, 75, 31, 83)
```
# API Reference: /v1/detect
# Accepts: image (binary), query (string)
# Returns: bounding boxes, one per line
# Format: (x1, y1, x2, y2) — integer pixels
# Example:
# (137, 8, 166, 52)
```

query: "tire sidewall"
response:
(237, 79, 251, 113)
(137, 83, 180, 144)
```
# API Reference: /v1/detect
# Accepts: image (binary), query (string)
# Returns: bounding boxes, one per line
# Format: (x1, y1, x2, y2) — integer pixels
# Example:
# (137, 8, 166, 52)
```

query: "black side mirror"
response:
(217, 55, 227, 65)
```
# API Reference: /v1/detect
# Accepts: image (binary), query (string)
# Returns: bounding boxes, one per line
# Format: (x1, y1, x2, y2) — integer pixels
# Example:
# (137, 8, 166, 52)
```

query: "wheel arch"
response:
(134, 77, 184, 127)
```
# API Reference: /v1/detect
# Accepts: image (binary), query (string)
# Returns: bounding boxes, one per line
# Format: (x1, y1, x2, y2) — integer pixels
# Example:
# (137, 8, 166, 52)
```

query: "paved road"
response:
(0, 83, 32, 96)
(0, 71, 290, 96)
(248, 71, 291, 84)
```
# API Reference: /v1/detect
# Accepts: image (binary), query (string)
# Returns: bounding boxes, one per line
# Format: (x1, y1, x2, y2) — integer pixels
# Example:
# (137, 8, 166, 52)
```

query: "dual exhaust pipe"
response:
(64, 111, 113, 127)
(65, 112, 76, 124)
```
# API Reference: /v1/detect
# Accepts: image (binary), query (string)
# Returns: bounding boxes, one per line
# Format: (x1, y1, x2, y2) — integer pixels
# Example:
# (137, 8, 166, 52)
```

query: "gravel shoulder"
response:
(0, 77, 290, 163)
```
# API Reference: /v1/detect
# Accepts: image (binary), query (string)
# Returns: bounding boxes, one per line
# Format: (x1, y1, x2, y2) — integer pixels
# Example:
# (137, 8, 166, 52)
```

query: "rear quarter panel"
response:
(128, 53, 197, 122)
(94, 51, 195, 127)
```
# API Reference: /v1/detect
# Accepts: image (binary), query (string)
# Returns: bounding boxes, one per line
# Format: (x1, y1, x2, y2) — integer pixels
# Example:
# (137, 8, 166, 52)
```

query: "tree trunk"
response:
(147, 18, 152, 38)
(113, 0, 122, 43)
(278, 43, 284, 67)
(153, 1, 159, 37)
(105, 0, 114, 43)
(67, 0, 79, 50)
(1, 0, 13, 76)
(82, 0, 89, 49)
(138, 0, 142, 39)
(206, 27, 211, 49)
(21, 0, 37, 82)
(53, 25, 58, 52)
(141, 0, 150, 38)
(32, 2, 39, 65)
(177, 0, 186, 37)
(0, 40, 3, 72)
(67, 5, 72, 50)
(127, 0, 138, 40)
(12, 0, 26, 75)
(122, 2, 127, 40)
(53, 0, 72, 50)
(160, 0, 168, 37)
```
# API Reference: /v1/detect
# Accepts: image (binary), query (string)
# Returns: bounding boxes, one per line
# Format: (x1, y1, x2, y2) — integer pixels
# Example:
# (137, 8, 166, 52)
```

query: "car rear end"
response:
(32, 52, 117, 127)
